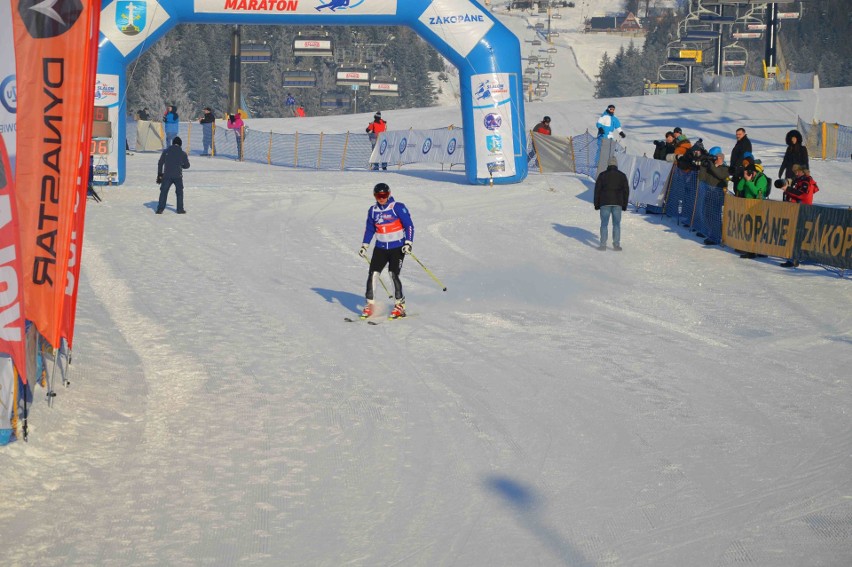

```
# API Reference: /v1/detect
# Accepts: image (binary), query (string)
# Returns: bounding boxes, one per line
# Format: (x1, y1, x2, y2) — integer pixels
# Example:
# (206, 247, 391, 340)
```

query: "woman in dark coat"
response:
(778, 129, 809, 181)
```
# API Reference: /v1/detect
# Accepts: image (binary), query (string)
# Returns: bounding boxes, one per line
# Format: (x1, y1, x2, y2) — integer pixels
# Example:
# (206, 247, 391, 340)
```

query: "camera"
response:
(653, 140, 666, 147)
(774, 178, 789, 189)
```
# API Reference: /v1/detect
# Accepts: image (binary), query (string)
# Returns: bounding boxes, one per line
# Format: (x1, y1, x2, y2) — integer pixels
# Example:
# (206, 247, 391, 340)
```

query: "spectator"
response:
(594, 156, 629, 251)
(653, 131, 675, 161)
(358, 183, 414, 319)
(736, 158, 769, 259)
(596, 104, 625, 140)
(669, 133, 692, 163)
(227, 113, 245, 160)
(137, 108, 149, 121)
(295, 105, 306, 118)
(285, 93, 296, 115)
(779, 164, 819, 268)
(155, 136, 190, 214)
(532, 115, 552, 135)
(366, 111, 388, 171)
(162, 104, 179, 148)
(778, 129, 809, 182)
(198, 106, 215, 156)
(730, 127, 752, 194)
(698, 146, 729, 245)
(529, 116, 551, 162)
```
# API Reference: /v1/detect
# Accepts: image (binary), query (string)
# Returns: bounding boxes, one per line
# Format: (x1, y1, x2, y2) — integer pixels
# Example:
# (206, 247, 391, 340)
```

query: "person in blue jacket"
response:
(163, 104, 179, 148)
(358, 183, 414, 319)
(596, 104, 625, 140)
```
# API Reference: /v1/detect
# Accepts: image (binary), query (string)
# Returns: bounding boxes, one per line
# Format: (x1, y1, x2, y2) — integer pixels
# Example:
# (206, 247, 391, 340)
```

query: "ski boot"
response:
(389, 301, 406, 320)
(360, 301, 375, 319)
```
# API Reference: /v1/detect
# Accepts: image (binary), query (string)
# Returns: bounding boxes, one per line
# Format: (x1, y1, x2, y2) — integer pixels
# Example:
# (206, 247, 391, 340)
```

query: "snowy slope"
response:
(1, 89, 850, 566)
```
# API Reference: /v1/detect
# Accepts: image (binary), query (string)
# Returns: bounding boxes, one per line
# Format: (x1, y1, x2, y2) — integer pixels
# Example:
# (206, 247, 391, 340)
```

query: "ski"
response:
(344, 317, 380, 325)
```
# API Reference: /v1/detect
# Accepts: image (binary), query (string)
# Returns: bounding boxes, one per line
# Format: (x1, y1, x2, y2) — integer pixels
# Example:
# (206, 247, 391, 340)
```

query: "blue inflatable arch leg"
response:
(97, 0, 527, 185)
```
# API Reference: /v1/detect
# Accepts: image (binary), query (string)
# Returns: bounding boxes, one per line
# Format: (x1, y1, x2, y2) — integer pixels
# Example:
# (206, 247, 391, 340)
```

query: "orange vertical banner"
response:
(13, 1, 95, 348)
(0, 135, 28, 384)
(62, 2, 102, 350)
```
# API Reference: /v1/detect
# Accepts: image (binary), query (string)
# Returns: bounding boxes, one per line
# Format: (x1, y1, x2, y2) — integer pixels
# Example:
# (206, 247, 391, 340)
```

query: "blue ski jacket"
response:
(596, 110, 622, 139)
(363, 197, 414, 250)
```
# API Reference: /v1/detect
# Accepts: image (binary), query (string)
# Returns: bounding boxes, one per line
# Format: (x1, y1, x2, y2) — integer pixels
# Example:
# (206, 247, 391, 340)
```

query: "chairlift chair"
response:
(546, 47, 557, 53)
(531, 39, 542, 46)
(293, 32, 334, 57)
(369, 77, 400, 97)
(722, 43, 748, 68)
(240, 42, 271, 64)
(657, 63, 689, 86)
(335, 66, 370, 87)
(320, 92, 351, 109)
(282, 69, 318, 89)
(544, 61, 556, 68)
(541, 72, 552, 79)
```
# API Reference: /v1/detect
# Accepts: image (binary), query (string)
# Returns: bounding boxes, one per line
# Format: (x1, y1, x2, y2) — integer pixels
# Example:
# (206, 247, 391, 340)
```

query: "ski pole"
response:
(362, 255, 393, 298)
(409, 252, 447, 292)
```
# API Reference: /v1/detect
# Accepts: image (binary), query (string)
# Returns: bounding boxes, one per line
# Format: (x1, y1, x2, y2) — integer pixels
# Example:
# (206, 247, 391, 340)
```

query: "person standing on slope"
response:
(359, 183, 414, 319)
(596, 104, 625, 140)
(366, 111, 388, 170)
(162, 104, 179, 148)
(594, 156, 629, 251)
(156, 136, 190, 214)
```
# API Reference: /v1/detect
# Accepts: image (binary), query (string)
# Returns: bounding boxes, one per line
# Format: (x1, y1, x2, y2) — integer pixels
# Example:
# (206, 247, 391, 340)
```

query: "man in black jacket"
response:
(198, 107, 215, 156)
(156, 136, 190, 214)
(729, 127, 752, 195)
(594, 156, 629, 251)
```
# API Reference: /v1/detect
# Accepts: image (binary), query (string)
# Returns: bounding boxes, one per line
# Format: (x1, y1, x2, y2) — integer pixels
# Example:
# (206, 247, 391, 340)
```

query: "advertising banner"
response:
(92, 74, 121, 184)
(417, 0, 493, 58)
(722, 195, 799, 258)
(616, 154, 672, 208)
(0, 0, 16, 173)
(0, 135, 26, 384)
(13, 0, 97, 348)
(470, 73, 517, 179)
(793, 204, 852, 269)
(194, 0, 398, 15)
(370, 128, 465, 166)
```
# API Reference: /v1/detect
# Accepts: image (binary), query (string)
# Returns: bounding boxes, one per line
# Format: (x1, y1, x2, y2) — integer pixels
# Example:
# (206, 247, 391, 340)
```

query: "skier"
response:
(359, 183, 414, 319)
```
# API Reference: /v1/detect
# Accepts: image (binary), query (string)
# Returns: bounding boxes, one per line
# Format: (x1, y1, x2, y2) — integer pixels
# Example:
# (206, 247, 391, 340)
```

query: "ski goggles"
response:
(374, 191, 390, 199)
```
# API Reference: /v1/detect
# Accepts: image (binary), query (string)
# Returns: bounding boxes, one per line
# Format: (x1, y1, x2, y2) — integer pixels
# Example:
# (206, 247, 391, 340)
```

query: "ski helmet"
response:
(708, 146, 722, 157)
(373, 183, 390, 195)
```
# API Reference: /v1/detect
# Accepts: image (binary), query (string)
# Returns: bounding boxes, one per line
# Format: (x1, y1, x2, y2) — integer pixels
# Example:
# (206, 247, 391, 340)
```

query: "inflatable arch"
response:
(96, 0, 528, 185)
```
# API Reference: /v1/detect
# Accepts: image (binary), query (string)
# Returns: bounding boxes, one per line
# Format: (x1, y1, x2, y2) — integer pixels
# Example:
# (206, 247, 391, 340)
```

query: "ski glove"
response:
(359, 243, 369, 258)
(619, 131, 626, 139)
(156, 173, 163, 184)
(597, 127, 604, 137)
(401, 241, 412, 255)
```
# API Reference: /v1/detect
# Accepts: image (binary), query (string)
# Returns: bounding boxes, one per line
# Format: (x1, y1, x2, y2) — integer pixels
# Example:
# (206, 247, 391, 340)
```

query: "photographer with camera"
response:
(697, 147, 729, 245)
(652, 132, 675, 161)
(677, 138, 707, 171)
(775, 164, 819, 268)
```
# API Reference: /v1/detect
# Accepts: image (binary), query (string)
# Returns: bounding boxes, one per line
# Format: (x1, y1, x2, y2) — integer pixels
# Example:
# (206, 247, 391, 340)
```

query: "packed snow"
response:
(1, 3, 851, 564)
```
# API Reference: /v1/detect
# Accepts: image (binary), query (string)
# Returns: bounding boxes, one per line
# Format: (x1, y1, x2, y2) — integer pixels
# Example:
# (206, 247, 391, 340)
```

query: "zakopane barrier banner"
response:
(793, 204, 852, 270)
(722, 195, 800, 258)
(62, 3, 103, 349)
(13, 0, 97, 348)
(0, 134, 26, 385)
(370, 128, 466, 167)
(615, 154, 672, 208)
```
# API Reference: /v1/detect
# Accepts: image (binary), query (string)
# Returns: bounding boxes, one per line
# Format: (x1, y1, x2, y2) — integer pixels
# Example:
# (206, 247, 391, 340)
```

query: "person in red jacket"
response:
(532, 115, 551, 135)
(779, 164, 819, 268)
(366, 111, 388, 170)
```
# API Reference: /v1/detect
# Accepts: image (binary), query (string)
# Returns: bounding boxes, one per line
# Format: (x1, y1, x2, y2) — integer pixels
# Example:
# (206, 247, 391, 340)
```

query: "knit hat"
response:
(374, 111, 382, 118)
(708, 146, 722, 157)
(173, 136, 182, 147)
(608, 156, 618, 166)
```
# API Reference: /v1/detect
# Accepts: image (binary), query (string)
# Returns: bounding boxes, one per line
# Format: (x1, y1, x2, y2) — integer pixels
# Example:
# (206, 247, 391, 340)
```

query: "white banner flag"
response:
(370, 128, 465, 167)
(616, 154, 673, 207)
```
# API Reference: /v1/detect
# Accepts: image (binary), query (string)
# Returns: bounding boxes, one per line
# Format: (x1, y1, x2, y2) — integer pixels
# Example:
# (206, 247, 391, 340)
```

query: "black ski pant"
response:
(366, 246, 405, 302)
(157, 177, 184, 212)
